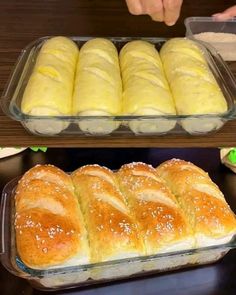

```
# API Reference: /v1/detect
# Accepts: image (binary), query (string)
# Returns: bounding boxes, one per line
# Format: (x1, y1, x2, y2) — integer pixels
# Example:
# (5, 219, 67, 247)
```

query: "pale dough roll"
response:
(73, 38, 122, 134)
(160, 38, 227, 117)
(123, 79, 176, 115)
(122, 61, 169, 90)
(161, 52, 216, 85)
(160, 38, 206, 62)
(120, 40, 163, 70)
(120, 40, 176, 134)
(170, 76, 227, 115)
(21, 36, 78, 116)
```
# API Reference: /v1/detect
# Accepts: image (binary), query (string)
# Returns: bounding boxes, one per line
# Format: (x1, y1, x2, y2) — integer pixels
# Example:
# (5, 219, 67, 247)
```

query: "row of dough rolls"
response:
(21, 37, 228, 135)
(15, 160, 236, 270)
(21, 37, 122, 135)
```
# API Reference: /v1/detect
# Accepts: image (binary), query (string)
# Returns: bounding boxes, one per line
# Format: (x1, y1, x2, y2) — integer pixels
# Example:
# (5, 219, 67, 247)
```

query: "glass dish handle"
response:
(0, 188, 8, 256)
(0, 47, 32, 118)
(206, 43, 236, 117)
(0, 178, 18, 257)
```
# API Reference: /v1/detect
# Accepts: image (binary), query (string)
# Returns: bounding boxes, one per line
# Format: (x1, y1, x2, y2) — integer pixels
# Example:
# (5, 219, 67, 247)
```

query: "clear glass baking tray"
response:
(1, 36, 236, 137)
(1, 177, 236, 291)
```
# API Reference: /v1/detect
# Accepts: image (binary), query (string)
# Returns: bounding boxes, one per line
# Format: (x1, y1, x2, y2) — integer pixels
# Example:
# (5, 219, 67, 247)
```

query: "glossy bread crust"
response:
(117, 162, 194, 254)
(71, 164, 144, 263)
(15, 164, 89, 269)
(156, 159, 236, 246)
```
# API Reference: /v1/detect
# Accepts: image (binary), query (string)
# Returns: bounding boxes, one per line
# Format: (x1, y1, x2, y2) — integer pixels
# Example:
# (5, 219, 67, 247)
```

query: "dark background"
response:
(1, 0, 236, 46)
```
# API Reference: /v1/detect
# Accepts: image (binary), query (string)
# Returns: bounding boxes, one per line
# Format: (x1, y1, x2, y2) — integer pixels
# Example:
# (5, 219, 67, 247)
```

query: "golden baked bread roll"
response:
(160, 38, 227, 134)
(116, 162, 194, 254)
(71, 164, 144, 263)
(21, 36, 78, 134)
(15, 165, 89, 269)
(16, 164, 74, 193)
(73, 38, 122, 134)
(120, 40, 176, 134)
(156, 159, 236, 247)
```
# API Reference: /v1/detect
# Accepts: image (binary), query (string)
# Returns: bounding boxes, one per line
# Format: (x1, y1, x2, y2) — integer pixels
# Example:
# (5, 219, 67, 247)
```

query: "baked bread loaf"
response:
(71, 164, 144, 263)
(21, 37, 78, 134)
(15, 165, 89, 269)
(120, 40, 176, 134)
(15, 160, 236, 272)
(160, 38, 227, 133)
(156, 159, 236, 247)
(117, 162, 194, 254)
(73, 38, 122, 134)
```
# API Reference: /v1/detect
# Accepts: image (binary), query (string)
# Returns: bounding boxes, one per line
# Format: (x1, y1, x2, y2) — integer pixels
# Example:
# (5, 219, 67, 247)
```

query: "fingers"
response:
(142, 0, 164, 22)
(163, 0, 183, 26)
(125, 0, 183, 25)
(126, 0, 164, 21)
(213, 5, 236, 20)
(125, 0, 143, 15)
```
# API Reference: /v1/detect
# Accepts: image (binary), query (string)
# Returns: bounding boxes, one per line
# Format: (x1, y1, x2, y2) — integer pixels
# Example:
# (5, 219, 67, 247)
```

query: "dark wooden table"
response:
(0, 0, 236, 147)
(1, 148, 236, 295)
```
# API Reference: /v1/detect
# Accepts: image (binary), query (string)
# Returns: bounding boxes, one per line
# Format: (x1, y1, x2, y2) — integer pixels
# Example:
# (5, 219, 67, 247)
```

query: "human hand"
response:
(213, 5, 236, 20)
(125, 0, 183, 26)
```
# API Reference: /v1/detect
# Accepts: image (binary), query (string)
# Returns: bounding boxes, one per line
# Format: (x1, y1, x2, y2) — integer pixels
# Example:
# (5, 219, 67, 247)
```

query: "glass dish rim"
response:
(185, 16, 236, 24)
(1, 175, 236, 278)
(185, 16, 236, 43)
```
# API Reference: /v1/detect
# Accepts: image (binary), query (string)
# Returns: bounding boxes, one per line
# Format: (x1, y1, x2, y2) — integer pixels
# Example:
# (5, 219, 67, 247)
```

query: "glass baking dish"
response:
(1, 176, 236, 291)
(185, 17, 236, 61)
(1, 36, 236, 137)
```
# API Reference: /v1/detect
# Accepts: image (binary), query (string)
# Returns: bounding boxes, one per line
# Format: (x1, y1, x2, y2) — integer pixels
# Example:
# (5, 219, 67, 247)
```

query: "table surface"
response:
(1, 0, 236, 147)
(1, 148, 236, 295)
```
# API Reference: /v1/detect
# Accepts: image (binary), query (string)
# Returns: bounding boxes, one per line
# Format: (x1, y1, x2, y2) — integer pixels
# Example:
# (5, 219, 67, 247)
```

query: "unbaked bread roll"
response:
(15, 165, 89, 269)
(116, 162, 194, 254)
(21, 36, 78, 134)
(71, 164, 144, 263)
(160, 38, 227, 134)
(120, 40, 176, 134)
(156, 159, 236, 247)
(73, 38, 122, 134)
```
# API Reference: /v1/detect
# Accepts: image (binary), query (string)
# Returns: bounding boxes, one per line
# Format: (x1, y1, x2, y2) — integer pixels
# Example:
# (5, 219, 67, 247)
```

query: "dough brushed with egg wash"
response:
(15, 165, 89, 269)
(160, 38, 227, 116)
(116, 162, 194, 254)
(120, 40, 176, 134)
(71, 164, 144, 263)
(156, 159, 236, 247)
(73, 38, 122, 134)
(21, 37, 78, 116)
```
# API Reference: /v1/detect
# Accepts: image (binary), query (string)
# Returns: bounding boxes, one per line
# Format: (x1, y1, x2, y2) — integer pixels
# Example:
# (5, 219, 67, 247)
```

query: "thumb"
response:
(213, 5, 236, 20)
